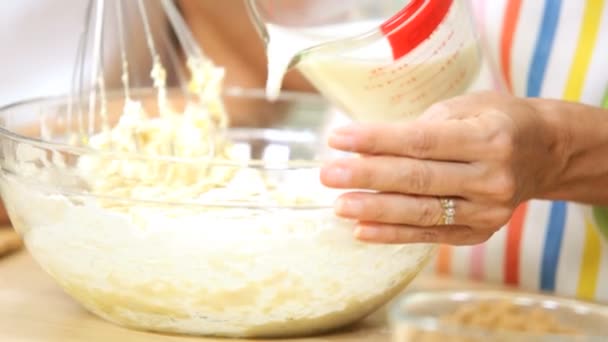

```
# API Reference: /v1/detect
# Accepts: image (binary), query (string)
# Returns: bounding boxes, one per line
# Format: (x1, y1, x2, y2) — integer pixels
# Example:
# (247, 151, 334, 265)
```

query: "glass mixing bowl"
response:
(0, 88, 436, 338)
(390, 290, 608, 341)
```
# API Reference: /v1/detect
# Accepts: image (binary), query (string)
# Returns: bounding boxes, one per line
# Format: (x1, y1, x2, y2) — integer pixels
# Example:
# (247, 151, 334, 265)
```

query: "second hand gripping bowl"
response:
(0, 0, 436, 338)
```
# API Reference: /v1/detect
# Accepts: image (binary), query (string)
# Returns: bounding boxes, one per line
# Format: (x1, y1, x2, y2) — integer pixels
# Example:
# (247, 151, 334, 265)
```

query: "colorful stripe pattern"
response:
(565, 0, 606, 300)
(563, 0, 606, 101)
(540, 201, 567, 291)
(436, 0, 608, 302)
(526, 0, 562, 97)
(499, 0, 522, 92)
(504, 204, 528, 285)
(577, 219, 602, 299)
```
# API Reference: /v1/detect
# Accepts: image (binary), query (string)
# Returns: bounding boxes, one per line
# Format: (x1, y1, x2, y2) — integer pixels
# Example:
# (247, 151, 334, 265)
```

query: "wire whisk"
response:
(68, 0, 226, 155)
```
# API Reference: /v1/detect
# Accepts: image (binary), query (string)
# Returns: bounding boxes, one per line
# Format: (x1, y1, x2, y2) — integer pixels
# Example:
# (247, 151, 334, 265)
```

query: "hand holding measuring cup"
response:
(321, 91, 566, 245)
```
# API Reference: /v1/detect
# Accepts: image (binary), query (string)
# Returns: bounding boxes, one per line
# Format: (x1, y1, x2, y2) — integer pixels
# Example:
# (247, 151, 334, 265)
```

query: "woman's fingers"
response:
(328, 119, 486, 162)
(320, 92, 546, 246)
(335, 192, 511, 230)
(335, 192, 453, 226)
(354, 223, 491, 246)
(321, 156, 475, 197)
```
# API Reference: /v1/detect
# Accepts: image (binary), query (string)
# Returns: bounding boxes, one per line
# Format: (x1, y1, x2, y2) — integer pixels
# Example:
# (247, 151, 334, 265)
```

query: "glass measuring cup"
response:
(246, 0, 482, 122)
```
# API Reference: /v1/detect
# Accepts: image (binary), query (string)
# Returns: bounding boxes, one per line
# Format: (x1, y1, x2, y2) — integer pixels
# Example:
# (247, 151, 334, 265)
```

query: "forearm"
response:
(532, 98, 608, 205)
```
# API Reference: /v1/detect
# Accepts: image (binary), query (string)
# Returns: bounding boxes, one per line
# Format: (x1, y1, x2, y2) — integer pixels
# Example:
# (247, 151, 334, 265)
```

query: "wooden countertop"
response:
(0, 249, 501, 342)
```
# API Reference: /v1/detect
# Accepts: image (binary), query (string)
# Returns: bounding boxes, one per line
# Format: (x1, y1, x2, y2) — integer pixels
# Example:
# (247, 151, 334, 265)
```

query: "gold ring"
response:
(439, 198, 456, 225)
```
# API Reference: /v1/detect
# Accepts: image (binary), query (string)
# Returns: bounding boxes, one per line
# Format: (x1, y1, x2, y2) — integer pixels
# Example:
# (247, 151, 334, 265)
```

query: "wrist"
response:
(519, 97, 569, 199)
(526, 98, 608, 205)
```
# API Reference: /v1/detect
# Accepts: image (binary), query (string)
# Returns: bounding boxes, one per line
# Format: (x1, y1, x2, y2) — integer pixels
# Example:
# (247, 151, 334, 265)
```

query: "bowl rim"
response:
(0, 87, 328, 169)
(389, 289, 608, 341)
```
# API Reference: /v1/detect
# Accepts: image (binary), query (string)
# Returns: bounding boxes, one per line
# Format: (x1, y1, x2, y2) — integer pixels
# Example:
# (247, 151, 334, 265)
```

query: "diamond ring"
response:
(439, 198, 456, 225)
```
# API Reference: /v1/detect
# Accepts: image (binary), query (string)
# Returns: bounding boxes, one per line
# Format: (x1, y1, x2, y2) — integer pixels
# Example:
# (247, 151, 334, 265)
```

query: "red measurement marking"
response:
(368, 33, 468, 97)
(367, 65, 391, 82)
(383, 31, 458, 86)
(430, 68, 469, 103)
(370, 25, 457, 90)
(393, 59, 469, 106)
(391, 62, 470, 107)
(398, 53, 456, 90)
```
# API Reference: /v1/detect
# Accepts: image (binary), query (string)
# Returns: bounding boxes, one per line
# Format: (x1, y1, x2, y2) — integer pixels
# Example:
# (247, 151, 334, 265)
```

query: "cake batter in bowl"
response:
(0, 89, 436, 338)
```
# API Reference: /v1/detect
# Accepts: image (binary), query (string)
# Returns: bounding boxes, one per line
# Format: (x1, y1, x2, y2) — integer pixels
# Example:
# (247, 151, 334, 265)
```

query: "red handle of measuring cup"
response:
(380, 0, 454, 60)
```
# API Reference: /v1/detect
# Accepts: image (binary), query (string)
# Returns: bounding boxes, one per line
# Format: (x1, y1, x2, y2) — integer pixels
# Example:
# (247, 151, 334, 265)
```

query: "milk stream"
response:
(265, 21, 481, 122)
